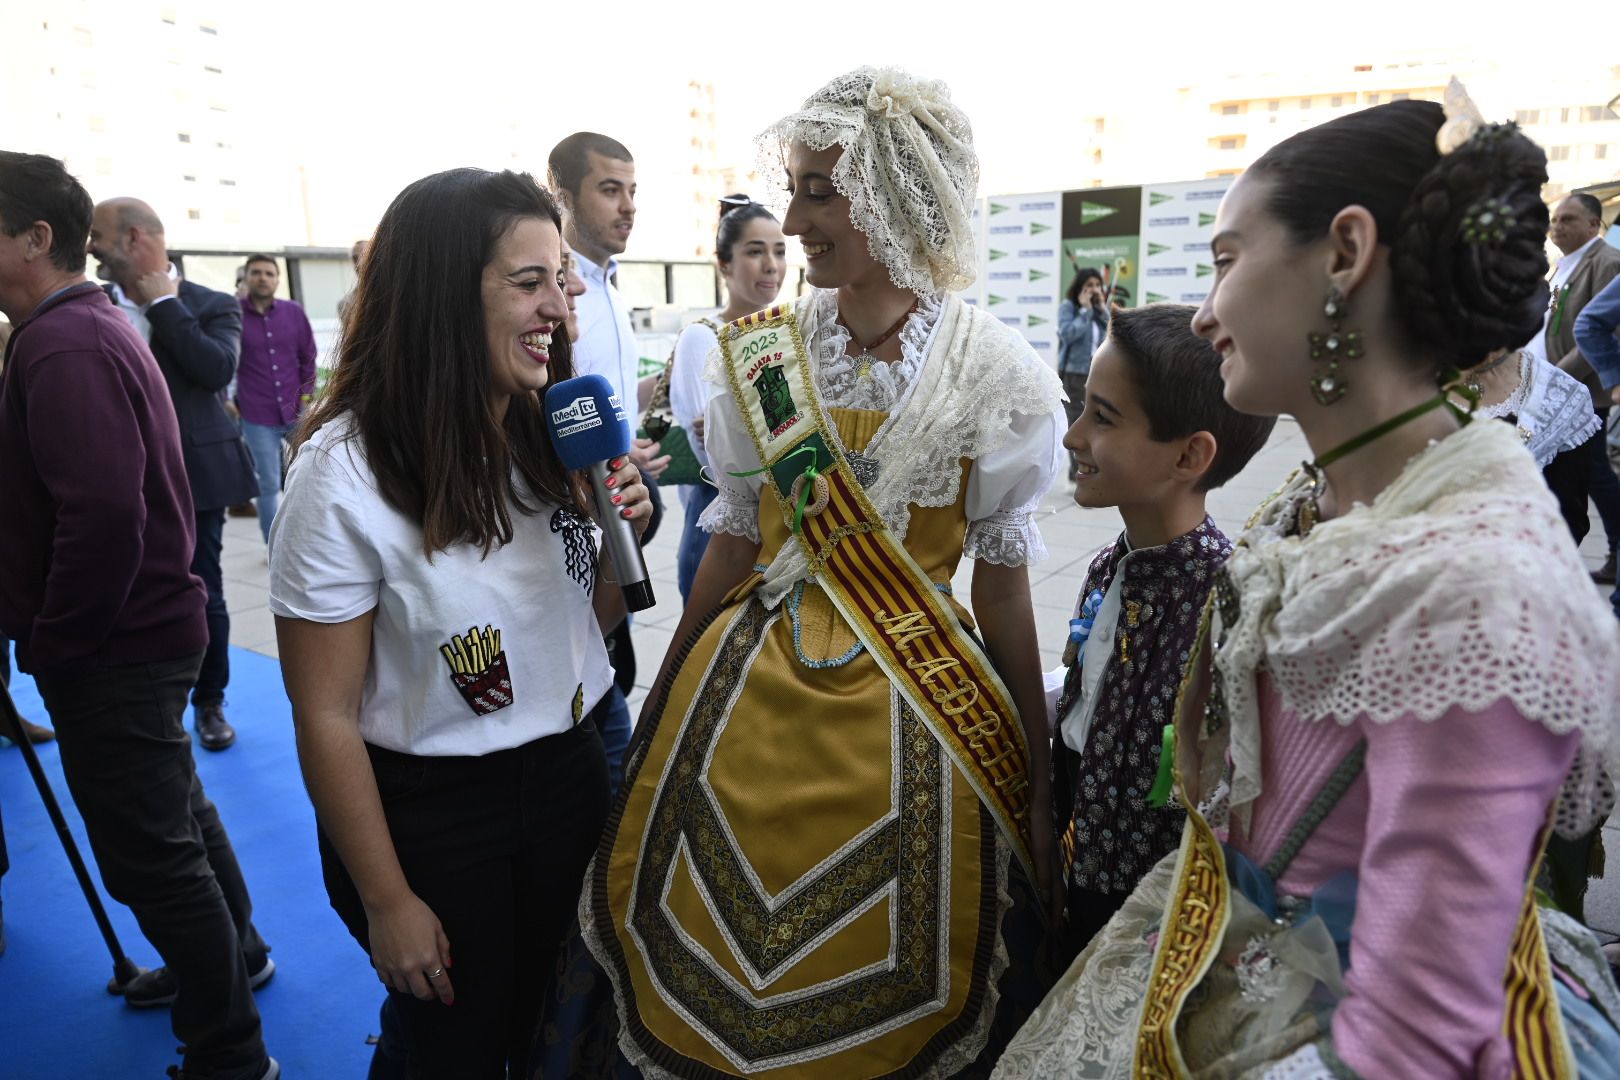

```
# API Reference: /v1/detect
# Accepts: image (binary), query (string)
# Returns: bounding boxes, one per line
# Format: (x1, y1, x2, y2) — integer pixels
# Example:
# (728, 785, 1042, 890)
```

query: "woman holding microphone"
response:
(269, 168, 650, 1078)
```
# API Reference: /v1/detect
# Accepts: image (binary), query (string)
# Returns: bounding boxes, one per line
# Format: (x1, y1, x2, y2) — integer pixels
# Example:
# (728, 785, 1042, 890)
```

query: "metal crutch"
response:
(0, 682, 143, 992)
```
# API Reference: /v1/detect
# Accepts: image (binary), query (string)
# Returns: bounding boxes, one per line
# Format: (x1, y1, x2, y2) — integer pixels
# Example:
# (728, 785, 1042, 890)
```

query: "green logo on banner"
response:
(1149, 192, 1174, 206)
(1029, 221, 1052, 235)
(1147, 292, 1169, 303)
(987, 294, 1007, 306)
(990, 202, 1009, 215)
(989, 249, 1008, 261)
(1196, 263, 1214, 277)
(1028, 268, 1050, 282)
(1198, 212, 1217, 227)
(1147, 242, 1171, 256)
(1028, 315, 1049, 327)
(1081, 201, 1118, 226)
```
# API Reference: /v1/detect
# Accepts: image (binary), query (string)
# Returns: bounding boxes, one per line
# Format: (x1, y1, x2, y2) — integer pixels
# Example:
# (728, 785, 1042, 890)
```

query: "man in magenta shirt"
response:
(236, 254, 317, 544)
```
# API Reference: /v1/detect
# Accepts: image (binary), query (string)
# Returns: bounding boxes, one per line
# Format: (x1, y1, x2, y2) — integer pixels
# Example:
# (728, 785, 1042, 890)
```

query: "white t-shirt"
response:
(267, 416, 614, 757)
(669, 318, 720, 471)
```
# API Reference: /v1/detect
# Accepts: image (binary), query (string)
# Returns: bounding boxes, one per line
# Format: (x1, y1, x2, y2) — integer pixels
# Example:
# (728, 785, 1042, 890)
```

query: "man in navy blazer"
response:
(89, 198, 258, 751)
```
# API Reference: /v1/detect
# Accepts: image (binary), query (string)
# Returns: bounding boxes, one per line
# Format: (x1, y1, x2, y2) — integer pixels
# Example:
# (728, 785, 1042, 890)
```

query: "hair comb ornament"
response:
(1436, 77, 1487, 155)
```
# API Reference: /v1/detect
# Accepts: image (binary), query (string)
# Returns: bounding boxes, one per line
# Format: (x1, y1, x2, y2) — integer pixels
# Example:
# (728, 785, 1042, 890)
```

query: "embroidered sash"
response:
(718, 303, 1038, 886)
(1133, 596, 1577, 1079)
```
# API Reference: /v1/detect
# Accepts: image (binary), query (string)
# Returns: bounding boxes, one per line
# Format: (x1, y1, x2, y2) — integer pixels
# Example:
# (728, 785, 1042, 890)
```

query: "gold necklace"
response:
(840, 298, 918, 379)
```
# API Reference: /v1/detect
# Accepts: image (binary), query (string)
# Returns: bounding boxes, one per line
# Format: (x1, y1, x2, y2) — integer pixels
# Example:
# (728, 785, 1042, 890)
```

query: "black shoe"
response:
(1593, 551, 1617, 586)
(194, 703, 236, 751)
(125, 951, 275, 1008)
(167, 1057, 279, 1080)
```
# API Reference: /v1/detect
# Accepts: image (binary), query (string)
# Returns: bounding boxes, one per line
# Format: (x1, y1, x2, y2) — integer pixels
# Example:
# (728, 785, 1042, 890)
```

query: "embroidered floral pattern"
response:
(1056, 518, 1231, 894)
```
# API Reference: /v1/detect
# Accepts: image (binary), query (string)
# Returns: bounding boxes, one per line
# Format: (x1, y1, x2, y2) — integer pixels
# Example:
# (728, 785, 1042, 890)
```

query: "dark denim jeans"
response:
(34, 653, 268, 1079)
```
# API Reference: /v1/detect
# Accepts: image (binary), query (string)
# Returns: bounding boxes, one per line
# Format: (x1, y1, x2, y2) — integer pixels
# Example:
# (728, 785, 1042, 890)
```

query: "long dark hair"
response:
(1065, 266, 1102, 307)
(298, 168, 586, 556)
(1249, 100, 1549, 370)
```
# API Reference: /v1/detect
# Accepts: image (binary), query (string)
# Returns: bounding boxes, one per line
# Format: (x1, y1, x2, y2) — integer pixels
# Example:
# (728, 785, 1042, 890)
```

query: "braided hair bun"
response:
(1390, 121, 1549, 366)
(1251, 100, 1550, 372)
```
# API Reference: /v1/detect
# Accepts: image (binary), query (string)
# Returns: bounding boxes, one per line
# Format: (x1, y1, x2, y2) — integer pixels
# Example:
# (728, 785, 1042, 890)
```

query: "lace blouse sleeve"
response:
(962, 404, 1065, 566)
(694, 360, 763, 543)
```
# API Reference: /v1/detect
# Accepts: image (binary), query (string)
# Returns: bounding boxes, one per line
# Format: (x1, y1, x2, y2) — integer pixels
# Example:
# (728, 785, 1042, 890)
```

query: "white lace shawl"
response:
(1478, 350, 1601, 468)
(1198, 418, 1619, 840)
(699, 289, 1064, 607)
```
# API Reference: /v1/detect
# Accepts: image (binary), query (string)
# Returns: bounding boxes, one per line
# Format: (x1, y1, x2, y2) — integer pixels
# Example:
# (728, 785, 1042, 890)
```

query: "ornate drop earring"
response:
(1307, 286, 1363, 405)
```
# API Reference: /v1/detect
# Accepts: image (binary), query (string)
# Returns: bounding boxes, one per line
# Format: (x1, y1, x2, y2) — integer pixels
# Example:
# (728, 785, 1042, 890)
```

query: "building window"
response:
(204, 65, 223, 74)
(1219, 138, 1239, 150)
(1221, 103, 1240, 115)
(1301, 97, 1312, 109)
(219, 178, 236, 187)
(199, 24, 218, 34)
(177, 132, 191, 143)
(1268, 99, 1280, 111)
(1354, 64, 1372, 72)
(1585, 106, 1608, 122)
(187, 209, 202, 220)
(216, 140, 230, 149)
(1549, 146, 1570, 161)
(1092, 148, 1103, 165)
(1595, 144, 1608, 160)
(1094, 117, 1105, 134)
(1392, 92, 1410, 102)
(1367, 94, 1381, 106)
(183, 174, 196, 182)
(1330, 95, 1345, 107)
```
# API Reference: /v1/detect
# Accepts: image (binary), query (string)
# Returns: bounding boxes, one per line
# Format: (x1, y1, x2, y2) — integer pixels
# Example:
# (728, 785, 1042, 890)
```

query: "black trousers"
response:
(322, 712, 611, 1079)
(33, 653, 268, 1079)
(191, 508, 231, 707)
(1587, 407, 1620, 554)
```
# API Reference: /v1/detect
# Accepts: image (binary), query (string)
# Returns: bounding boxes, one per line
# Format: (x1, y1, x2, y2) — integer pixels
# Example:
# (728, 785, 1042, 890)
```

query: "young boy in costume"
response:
(1051, 303, 1275, 959)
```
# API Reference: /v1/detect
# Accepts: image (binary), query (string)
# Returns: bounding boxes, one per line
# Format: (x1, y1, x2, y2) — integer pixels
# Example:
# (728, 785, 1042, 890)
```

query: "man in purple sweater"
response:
(0, 152, 278, 1080)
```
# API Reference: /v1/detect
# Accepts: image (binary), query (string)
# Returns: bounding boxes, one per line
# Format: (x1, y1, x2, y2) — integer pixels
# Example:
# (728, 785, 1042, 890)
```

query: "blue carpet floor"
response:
(0, 646, 381, 1078)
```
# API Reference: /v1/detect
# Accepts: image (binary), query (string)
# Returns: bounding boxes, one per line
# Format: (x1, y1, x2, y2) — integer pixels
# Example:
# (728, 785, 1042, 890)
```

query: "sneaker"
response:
(166, 1057, 279, 1080)
(125, 952, 275, 1008)
(1593, 551, 1617, 586)
(194, 703, 236, 751)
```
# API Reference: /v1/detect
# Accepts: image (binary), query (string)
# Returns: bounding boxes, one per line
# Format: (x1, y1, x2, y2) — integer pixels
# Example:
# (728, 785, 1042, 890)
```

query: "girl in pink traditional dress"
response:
(994, 88, 1620, 1079)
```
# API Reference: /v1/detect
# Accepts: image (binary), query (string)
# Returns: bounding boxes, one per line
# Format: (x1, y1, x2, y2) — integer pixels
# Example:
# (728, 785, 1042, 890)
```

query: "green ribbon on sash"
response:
(729, 443, 824, 536)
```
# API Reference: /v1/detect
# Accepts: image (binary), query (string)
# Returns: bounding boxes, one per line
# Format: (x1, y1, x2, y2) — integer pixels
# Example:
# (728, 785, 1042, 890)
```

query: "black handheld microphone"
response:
(544, 374, 655, 612)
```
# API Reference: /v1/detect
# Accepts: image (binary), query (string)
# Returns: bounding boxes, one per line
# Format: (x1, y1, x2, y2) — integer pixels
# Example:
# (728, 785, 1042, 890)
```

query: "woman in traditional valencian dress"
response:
(540, 67, 1067, 1079)
(993, 90, 1620, 1078)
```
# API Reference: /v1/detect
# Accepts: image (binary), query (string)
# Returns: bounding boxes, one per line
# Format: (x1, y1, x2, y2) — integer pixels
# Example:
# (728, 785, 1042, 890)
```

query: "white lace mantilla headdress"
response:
(760, 67, 979, 294)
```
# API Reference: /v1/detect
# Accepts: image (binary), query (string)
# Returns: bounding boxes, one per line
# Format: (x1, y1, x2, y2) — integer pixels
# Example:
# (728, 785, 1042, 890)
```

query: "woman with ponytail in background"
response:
(667, 195, 786, 603)
(995, 88, 1620, 1079)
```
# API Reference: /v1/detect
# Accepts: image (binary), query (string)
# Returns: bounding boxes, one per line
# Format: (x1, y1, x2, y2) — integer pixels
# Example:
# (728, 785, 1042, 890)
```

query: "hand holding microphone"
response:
(545, 374, 656, 612)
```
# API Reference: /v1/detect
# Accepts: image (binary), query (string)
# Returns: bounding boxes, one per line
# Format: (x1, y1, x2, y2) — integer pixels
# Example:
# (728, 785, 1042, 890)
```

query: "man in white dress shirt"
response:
(547, 133, 667, 794)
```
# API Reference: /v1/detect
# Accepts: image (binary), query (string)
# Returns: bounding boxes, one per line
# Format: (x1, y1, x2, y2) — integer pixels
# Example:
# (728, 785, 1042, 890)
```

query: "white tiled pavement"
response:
(224, 417, 1619, 940)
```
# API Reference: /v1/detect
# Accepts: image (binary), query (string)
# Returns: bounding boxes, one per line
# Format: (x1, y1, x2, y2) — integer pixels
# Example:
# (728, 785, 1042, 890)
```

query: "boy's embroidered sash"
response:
(1132, 596, 1576, 1078)
(718, 304, 1037, 885)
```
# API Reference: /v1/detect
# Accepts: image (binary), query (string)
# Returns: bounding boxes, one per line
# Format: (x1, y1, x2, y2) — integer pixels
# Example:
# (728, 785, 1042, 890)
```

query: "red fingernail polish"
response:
(621, 508, 633, 518)
(605, 476, 618, 489)
(611, 494, 623, 505)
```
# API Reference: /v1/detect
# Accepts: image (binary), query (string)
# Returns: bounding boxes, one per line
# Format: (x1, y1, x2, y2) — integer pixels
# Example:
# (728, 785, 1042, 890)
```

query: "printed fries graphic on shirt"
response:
(440, 624, 513, 716)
